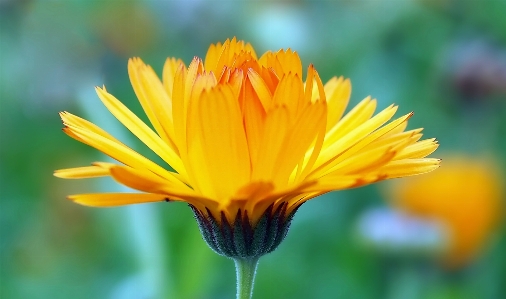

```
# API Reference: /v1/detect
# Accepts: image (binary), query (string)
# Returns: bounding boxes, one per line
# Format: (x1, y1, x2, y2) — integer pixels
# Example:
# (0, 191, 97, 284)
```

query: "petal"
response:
(204, 41, 221, 72)
(305, 65, 326, 105)
(320, 128, 417, 178)
(212, 38, 233, 75)
(377, 158, 442, 178)
(186, 127, 215, 198)
(172, 57, 203, 156)
(54, 163, 113, 179)
(243, 77, 267, 166)
(107, 165, 221, 214)
(295, 101, 328, 182)
(197, 85, 251, 199)
(247, 69, 273, 111)
(63, 123, 183, 185)
(259, 49, 302, 78)
(60, 112, 119, 142)
(252, 106, 290, 183)
(273, 101, 327, 188)
(324, 77, 351, 132)
(308, 174, 385, 192)
(162, 57, 185, 96)
(394, 138, 439, 160)
(68, 193, 170, 207)
(95, 86, 186, 179)
(180, 71, 218, 166)
(206, 38, 256, 77)
(323, 96, 377, 147)
(128, 58, 177, 150)
(306, 176, 364, 191)
(325, 144, 397, 176)
(272, 73, 303, 115)
(109, 165, 195, 198)
(313, 104, 399, 176)
(363, 128, 422, 152)
(304, 64, 315, 105)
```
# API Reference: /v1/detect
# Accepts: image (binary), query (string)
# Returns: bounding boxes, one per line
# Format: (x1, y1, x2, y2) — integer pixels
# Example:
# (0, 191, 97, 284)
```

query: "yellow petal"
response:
(128, 58, 177, 149)
(54, 164, 111, 179)
(95, 87, 187, 179)
(323, 96, 377, 147)
(303, 175, 377, 192)
(207, 38, 256, 78)
(274, 101, 327, 187)
(248, 69, 273, 111)
(197, 85, 251, 199)
(243, 77, 266, 166)
(252, 106, 290, 183)
(378, 158, 441, 178)
(363, 128, 421, 152)
(325, 144, 396, 176)
(383, 116, 409, 136)
(296, 103, 328, 183)
(109, 165, 193, 196)
(173, 57, 202, 155)
(204, 41, 221, 72)
(305, 65, 326, 105)
(272, 73, 303, 115)
(304, 64, 315, 105)
(313, 104, 398, 176)
(324, 77, 351, 131)
(186, 125, 215, 198)
(60, 112, 119, 142)
(109, 165, 219, 212)
(163, 57, 185, 96)
(64, 123, 182, 185)
(171, 63, 188, 155)
(259, 49, 302, 78)
(213, 38, 233, 75)
(394, 138, 439, 160)
(68, 193, 171, 207)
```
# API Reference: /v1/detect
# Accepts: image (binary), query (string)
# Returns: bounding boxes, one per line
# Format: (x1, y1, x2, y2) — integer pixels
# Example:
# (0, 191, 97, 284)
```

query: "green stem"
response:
(234, 257, 260, 299)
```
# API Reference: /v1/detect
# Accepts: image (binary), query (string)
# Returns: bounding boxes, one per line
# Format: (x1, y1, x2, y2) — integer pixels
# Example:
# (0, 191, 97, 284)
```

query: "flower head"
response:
(55, 38, 439, 258)
(388, 156, 503, 267)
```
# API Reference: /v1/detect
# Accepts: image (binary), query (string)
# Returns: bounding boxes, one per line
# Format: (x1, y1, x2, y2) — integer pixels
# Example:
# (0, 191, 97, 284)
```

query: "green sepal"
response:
(191, 202, 298, 259)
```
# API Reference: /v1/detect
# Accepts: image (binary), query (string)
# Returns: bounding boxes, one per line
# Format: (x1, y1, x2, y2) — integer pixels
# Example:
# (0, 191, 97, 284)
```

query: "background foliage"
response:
(1, 0, 505, 298)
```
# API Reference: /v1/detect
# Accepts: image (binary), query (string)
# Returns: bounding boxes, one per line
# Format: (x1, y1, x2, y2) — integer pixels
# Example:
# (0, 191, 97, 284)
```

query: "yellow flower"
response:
(55, 38, 439, 258)
(388, 156, 503, 267)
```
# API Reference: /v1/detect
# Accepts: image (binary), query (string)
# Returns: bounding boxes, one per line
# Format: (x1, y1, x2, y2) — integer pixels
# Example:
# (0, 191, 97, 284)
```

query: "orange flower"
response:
(55, 38, 439, 259)
(389, 157, 503, 267)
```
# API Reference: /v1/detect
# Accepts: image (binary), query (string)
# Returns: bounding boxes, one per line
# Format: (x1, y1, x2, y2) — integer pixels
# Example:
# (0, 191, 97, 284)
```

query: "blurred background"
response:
(1, 0, 505, 298)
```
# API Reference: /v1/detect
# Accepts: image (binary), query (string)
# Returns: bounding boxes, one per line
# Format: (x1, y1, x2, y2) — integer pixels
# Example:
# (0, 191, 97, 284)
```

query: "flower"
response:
(55, 38, 439, 259)
(388, 156, 503, 267)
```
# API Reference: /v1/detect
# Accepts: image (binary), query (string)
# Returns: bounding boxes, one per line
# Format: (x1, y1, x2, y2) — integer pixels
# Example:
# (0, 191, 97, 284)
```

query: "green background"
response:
(1, 0, 505, 298)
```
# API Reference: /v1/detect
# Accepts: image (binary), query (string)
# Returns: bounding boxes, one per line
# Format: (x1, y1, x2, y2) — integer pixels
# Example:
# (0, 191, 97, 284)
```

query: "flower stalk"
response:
(234, 257, 259, 299)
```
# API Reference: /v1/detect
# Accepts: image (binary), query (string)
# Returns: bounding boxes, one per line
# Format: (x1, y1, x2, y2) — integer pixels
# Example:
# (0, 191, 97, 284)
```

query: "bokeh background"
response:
(1, 0, 506, 298)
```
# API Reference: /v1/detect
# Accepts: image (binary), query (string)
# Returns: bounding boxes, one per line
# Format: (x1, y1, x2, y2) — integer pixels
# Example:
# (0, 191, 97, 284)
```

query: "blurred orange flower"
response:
(389, 157, 504, 267)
